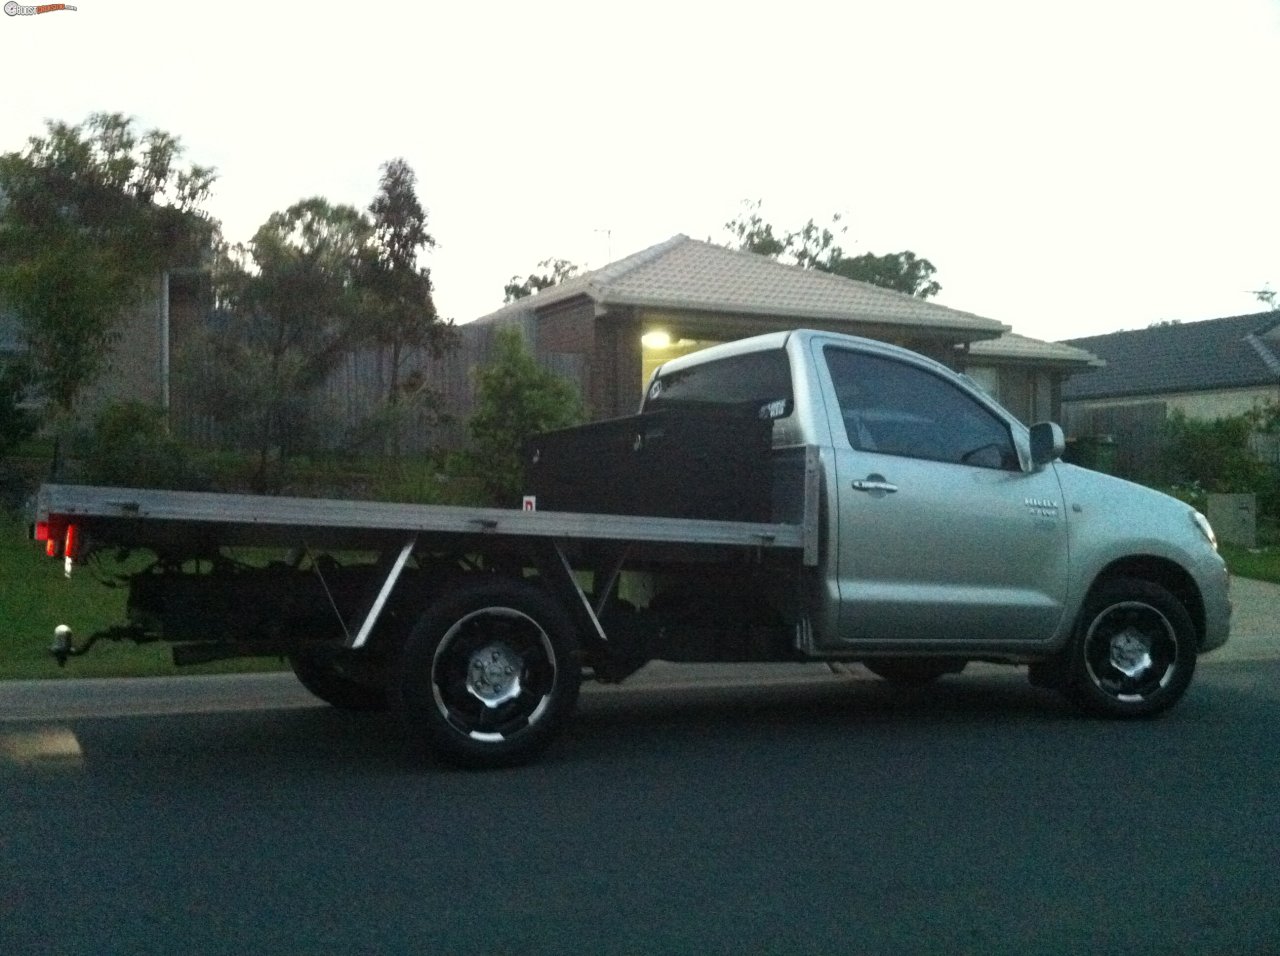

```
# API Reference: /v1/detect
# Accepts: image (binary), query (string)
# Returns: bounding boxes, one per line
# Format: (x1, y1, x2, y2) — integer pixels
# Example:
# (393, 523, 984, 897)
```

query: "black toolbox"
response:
(523, 408, 773, 522)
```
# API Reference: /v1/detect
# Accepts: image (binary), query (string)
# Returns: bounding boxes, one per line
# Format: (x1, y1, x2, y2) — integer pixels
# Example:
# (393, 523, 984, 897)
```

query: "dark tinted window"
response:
(825, 347, 1018, 470)
(647, 349, 793, 420)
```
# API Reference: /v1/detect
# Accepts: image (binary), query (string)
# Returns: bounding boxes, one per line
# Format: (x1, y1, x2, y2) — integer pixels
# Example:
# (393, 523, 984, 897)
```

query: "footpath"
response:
(1206, 575, 1280, 663)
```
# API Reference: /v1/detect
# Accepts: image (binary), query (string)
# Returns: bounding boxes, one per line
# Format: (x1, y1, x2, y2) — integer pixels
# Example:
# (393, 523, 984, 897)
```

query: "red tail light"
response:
(36, 518, 80, 560)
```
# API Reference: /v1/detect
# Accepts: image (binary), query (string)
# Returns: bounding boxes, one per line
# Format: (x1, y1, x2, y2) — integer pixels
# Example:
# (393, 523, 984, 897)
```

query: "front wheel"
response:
(1067, 578, 1197, 718)
(398, 578, 581, 768)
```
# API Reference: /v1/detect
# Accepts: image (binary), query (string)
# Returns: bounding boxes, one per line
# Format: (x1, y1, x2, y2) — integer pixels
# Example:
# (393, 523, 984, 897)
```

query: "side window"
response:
(824, 347, 1019, 470)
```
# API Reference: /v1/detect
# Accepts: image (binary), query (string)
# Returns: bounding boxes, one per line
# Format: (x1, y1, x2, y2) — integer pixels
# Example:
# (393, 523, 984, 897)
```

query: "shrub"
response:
(74, 402, 207, 490)
(1158, 410, 1266, 495)
(0, 362, 36, 459)
(468, 327, 581, 505)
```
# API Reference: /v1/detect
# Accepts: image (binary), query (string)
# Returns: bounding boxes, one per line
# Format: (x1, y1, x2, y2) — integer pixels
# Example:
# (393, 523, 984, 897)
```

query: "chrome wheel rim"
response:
(1083, 600, 1179, 703)
(431, 607, 557, 742)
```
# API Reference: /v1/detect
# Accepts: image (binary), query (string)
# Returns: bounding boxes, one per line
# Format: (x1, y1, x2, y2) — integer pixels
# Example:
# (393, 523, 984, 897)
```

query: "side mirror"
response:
(1029, 422, 1065, 468)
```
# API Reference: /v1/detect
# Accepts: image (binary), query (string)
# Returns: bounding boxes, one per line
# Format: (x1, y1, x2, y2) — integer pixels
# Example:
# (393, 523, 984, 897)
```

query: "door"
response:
(820, 343, 1069, 646)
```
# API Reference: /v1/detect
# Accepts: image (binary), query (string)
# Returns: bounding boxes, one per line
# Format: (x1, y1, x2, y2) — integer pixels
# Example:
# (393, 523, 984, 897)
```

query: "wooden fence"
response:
(1061, 401, 1167, 480)
(172, 316, 585, 458)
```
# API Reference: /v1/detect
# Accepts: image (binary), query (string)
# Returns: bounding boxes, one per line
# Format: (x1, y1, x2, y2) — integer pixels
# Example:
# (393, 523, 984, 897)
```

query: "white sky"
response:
(2, 0, 1277, 341)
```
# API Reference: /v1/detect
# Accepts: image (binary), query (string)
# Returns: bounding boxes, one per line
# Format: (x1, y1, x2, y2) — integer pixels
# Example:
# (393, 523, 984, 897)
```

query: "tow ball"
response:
(49, 624, 146, 666)
(50, 625, 77, 666)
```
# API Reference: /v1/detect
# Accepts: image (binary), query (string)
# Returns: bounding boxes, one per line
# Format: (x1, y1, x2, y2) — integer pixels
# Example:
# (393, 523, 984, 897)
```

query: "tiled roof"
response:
(1061, 312, 1280, 400)
(475, 235, 1009, 336)
(966, 332, 1103, 367)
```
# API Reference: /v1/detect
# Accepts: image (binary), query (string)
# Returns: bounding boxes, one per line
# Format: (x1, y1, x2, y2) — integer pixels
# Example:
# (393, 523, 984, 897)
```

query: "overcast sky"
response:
(2, 0, 1277, 342)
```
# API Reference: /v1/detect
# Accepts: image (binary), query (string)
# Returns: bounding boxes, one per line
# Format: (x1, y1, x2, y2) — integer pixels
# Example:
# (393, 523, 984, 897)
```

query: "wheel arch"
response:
(1084, 556, 1206, 650)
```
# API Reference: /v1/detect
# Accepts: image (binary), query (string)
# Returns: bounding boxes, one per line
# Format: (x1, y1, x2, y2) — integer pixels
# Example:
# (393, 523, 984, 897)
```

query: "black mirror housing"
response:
(1030, 422, 1065, 468)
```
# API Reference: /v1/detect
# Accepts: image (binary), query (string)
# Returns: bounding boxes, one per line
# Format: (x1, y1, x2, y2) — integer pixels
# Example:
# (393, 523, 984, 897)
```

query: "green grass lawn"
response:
(1221, 544, 1280, 585)
(0, 513, 286, 681)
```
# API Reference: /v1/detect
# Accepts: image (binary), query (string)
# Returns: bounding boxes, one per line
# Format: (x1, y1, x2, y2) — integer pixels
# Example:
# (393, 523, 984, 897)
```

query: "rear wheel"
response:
(1067, 578, 1196, 718)
(398, 578, 581, 768)
(864, 658, 965, 685)
(290, 647, 388, 711)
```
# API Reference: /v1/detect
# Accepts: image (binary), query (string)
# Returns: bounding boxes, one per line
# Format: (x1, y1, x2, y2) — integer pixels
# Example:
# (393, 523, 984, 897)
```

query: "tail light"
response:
(34, 518, 81, 561)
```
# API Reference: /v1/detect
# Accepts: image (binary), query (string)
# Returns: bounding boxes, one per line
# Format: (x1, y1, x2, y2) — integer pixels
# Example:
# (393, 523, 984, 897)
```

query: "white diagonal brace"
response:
(348, 536, 417, 649)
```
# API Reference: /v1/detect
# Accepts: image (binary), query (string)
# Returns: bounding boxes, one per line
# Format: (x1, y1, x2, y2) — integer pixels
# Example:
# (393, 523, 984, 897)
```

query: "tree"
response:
(468, 326, 581, 504)
(827, 250, 941, 299)
(0, 113, 215, 421)
(363, 159, 453, 391)
(504, 258, 579, 303)
(198, 199, 374, 487)
(721, 200, 941, 299)
(722, 200, 788, 259)
(247, 197, 371, 383)
(361, 159, 455, 456)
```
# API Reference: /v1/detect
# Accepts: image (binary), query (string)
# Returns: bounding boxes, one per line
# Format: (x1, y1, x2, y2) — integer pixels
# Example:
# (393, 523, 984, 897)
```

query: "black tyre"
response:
(289, 648, 389, 712)
(1067, 577, 1196, 718)
(864, 658, 965, 685)
(398, 578, 581, 769)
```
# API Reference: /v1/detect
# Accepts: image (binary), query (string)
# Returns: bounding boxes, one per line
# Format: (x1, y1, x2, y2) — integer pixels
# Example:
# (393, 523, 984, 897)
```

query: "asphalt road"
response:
(3, 648, 1280, 956)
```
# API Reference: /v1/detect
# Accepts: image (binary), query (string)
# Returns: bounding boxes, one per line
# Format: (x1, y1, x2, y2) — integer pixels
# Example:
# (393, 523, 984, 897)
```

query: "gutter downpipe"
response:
(160, 271, 171, 415)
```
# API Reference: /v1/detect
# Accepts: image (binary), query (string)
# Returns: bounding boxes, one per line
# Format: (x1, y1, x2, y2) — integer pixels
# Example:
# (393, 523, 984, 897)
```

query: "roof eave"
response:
(596, 293, 1009, 337)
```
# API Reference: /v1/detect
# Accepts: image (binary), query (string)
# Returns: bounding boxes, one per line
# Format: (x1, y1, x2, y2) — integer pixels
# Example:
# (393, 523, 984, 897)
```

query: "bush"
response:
(468, 327, 581, 505)
(73, 402, 207, 490)
(1158, 410, 1266, 495)
(0, 363, 39, 509)
(0, 362, 37, 459)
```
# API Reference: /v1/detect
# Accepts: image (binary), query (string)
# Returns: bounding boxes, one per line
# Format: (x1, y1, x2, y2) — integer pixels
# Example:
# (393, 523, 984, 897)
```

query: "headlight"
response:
(1191, 510, 1218, 551)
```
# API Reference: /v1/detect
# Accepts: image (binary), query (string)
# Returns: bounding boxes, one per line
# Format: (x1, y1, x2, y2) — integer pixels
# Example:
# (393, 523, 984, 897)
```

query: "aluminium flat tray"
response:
(36, 451, 820, 566)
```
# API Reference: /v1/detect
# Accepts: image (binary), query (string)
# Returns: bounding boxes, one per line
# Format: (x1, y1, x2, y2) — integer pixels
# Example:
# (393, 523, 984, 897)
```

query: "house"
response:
(959, 332, 1105, 428)
(4, 231, 1105, 457)
(462, 234, 1101, 429)
(1060, 311, 1280, 474)
(0, 269, 208, 417)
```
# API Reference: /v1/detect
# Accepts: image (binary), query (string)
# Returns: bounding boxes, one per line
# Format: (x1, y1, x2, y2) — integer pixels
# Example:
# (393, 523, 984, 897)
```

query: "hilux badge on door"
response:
(1024, 497, 1059, 518)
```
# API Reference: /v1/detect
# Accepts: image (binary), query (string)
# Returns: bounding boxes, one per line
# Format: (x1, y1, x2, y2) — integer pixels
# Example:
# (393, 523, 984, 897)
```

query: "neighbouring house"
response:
(0, 268, 209, 417)
(459, 234, 1101, 432)
(958, 332, 1105, 428)
(1060, 311, 1280, 475)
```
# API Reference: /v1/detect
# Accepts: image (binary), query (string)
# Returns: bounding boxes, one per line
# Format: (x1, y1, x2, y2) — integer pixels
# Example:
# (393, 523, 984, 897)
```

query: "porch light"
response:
(641, 330, 672, 350)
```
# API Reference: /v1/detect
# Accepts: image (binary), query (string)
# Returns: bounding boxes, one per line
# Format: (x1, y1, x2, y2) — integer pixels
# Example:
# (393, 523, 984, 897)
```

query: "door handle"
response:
(851, 479, 898, 494)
